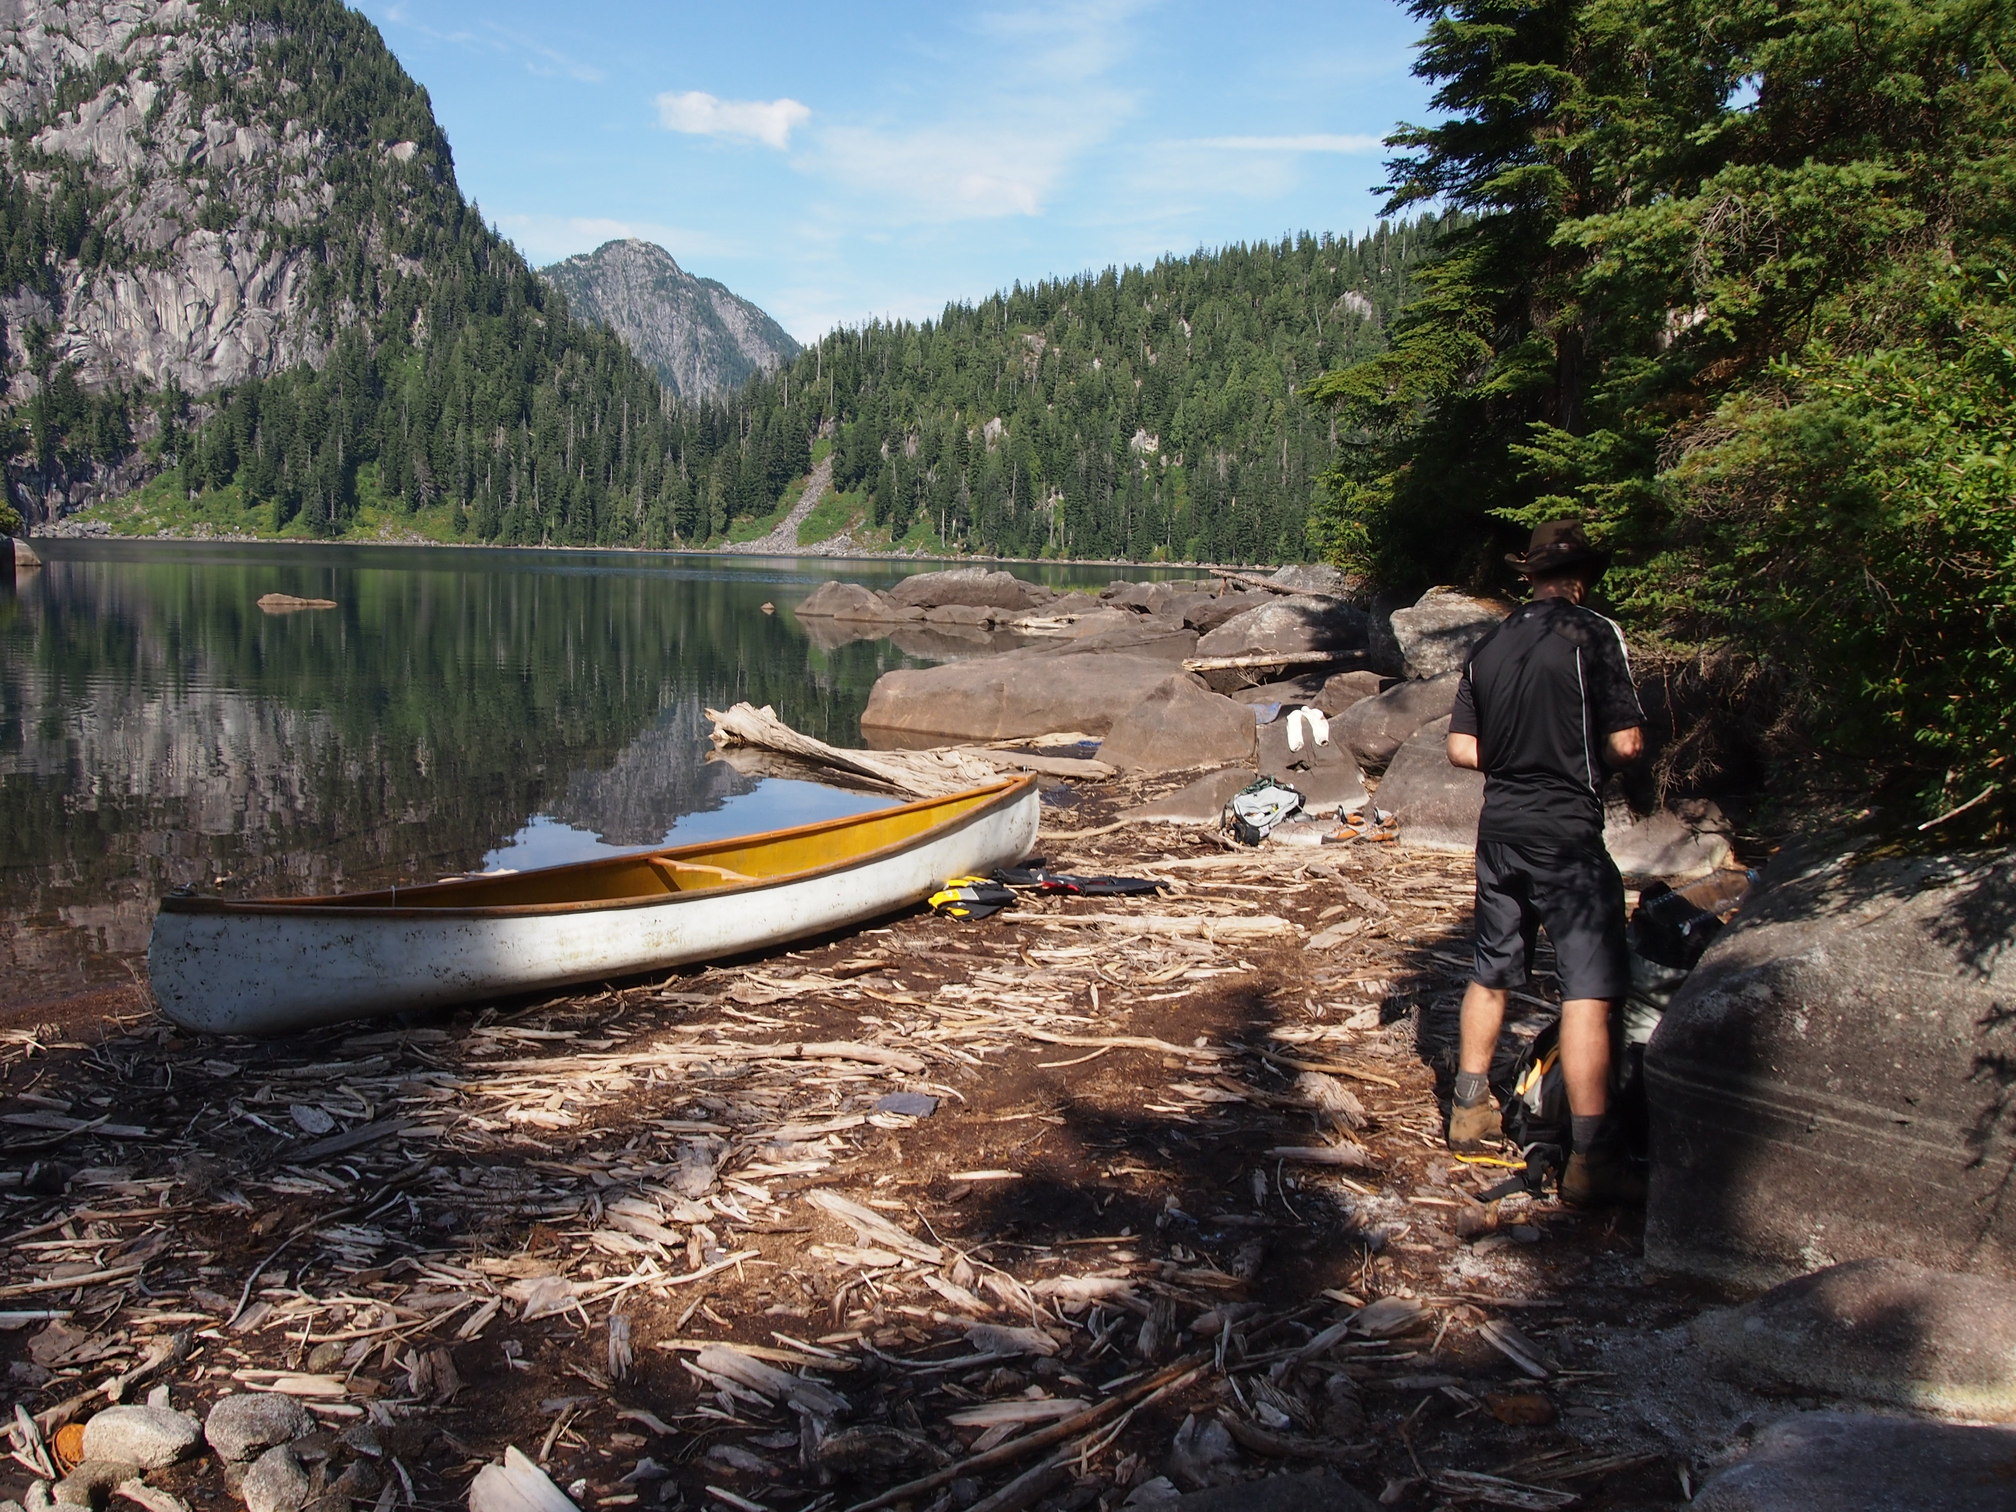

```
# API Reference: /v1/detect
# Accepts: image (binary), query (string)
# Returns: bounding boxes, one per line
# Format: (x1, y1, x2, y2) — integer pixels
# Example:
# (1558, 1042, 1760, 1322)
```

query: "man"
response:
(1444, 520, 1646, 1206)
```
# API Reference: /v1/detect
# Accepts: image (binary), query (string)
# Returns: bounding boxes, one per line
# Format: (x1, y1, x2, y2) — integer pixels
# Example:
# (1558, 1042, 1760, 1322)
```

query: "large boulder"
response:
(1335, 671, 1460, 771)
(1604, 798, 1735, 882)
(1314, 670, 1385, 715)
(1061, 617, 1199, 661)
(1182, 593, 1259, 635)
(884, 567, 1052, 613)
(860, 652, 1181, 742)
(1692, 1411, 2016, 1512)
(1195, 595, 1367, 660)
(1374, 716, 1482, 852)
(1100, 579, 1164, 612)
(1694, 1258, 2016, 1420)
(1121, 769, 1254, 826)
(797, 580, 896, 619)
(1266, 563, 1357, 598)
(1256, 715, 1369, 812)
(1100, 677, 1256, 774)
(1389, 588, 1511, 680)
(921, 603, 992, 625)
(1645, 844, 2016, 1289)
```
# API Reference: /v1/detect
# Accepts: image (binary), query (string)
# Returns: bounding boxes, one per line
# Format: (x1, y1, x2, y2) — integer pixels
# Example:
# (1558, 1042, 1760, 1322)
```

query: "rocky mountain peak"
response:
(540, 238, 799, 402)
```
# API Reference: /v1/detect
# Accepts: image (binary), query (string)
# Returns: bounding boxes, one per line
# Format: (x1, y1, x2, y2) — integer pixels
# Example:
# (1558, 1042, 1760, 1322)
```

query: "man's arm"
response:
(1448, 666, 1480, 770)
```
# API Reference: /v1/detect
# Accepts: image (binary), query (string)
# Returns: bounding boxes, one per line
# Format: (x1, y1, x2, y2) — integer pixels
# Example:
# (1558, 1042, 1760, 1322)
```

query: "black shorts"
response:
(1472, 838, 1630, 1001)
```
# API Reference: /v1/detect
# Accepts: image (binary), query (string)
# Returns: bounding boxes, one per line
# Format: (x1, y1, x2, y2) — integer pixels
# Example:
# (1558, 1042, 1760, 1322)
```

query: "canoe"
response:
(149, 775, 1040, 1036)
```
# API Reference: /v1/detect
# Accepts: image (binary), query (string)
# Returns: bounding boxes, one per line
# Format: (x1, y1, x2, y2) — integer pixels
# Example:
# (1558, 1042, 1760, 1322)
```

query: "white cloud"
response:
(656, 91, 811, 150)
(1188, 133, 1386, 153)
(808, 125, 1064, 220)
(790, 0, 1152, 223)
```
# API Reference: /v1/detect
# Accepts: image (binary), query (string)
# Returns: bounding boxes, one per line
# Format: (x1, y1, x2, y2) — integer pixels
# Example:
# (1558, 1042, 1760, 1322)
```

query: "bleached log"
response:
(706, 702, 1002, 798)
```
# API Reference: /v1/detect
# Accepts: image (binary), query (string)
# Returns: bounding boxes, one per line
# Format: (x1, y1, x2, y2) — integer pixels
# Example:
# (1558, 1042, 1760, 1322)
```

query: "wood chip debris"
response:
(0, 753, 1696, 1512)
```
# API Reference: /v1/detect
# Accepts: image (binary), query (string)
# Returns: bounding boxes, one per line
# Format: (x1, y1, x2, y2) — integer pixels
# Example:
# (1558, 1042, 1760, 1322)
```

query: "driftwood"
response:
(1207, 567, 1352, 601)
(706, 703, 1002, 798)
(1181, 649, 1368, 673)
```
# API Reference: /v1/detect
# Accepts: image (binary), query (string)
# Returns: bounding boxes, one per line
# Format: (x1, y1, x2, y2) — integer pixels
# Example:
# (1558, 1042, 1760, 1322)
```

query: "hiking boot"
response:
(1447, 1098, 1502, 1151)
(1560, 1145, 1647, 1207)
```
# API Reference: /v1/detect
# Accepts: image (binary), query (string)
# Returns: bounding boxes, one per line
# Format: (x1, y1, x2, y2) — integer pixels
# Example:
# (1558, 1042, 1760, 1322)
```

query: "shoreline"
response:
(0, 765, 1831, 1512)
(26, 520, 1246, 574)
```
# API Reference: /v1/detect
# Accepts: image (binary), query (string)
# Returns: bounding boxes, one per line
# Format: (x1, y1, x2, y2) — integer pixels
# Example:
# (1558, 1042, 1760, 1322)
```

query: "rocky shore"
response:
(7, 563, 2010, 1512)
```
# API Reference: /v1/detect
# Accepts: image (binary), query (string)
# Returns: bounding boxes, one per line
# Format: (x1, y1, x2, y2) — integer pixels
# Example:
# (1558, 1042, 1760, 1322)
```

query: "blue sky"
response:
(351, 1, 1433, 343)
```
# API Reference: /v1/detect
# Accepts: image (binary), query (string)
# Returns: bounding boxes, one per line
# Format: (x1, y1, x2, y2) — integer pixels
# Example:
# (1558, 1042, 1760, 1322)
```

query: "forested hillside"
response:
(1311, 0, 2016, 827)
(2, 1, 1441, 562)
(0, 0, 711, 540)
(104, 222, 1442, 563)
(709, 225, 1441, 563)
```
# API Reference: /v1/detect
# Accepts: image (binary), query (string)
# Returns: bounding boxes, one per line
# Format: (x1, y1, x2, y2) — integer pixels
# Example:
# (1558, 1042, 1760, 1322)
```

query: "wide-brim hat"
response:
(1506, 519, 1608, 577)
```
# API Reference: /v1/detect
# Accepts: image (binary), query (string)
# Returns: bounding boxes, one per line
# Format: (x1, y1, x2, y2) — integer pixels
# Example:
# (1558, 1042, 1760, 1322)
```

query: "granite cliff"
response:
(540, 239, 798, 402)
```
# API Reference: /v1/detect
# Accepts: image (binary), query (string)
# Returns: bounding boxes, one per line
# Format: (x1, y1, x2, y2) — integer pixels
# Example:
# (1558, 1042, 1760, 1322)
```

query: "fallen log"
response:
(1181, 649, 1368, 674)
(706, 702, 1003, 798)
(1207, 568, 1353, 601)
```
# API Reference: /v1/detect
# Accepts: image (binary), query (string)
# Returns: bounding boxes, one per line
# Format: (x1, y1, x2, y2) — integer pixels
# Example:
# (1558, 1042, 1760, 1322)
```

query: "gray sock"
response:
(1453, 1071, 1491, 1107)
(1571, 1114, 1606, 1150)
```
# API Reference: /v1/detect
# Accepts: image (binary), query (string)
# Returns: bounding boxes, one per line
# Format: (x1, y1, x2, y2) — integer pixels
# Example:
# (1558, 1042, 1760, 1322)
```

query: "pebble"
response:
(205, 1394, 315, 1464)
(79, 1407, 200, 1470)
(241, 1446, 311, 1512)
(52, 1462, 138, 1510)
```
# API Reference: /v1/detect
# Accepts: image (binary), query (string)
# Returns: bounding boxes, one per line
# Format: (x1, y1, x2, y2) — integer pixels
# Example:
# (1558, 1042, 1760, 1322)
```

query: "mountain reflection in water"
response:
(1, 539, 1196, 1013)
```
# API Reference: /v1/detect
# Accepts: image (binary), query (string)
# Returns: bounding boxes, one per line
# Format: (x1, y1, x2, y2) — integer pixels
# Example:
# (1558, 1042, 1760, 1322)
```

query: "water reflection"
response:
(1, 540, 1189, 1011)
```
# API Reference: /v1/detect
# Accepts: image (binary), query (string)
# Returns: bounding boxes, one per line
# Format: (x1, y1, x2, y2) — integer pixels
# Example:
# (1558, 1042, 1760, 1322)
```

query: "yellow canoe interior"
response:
(160, 776, 1035, 917)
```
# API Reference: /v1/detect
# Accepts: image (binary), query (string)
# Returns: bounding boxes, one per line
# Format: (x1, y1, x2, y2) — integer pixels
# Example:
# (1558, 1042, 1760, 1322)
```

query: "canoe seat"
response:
(646, 858, 756, 892)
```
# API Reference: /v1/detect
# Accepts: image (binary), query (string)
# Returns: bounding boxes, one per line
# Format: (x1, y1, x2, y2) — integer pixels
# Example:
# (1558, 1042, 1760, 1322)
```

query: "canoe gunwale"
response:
(155, 775, 1036, 922)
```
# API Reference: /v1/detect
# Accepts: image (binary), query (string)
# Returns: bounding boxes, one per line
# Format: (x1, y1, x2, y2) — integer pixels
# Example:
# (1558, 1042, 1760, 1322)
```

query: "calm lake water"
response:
(1, 539, 1196, 1012)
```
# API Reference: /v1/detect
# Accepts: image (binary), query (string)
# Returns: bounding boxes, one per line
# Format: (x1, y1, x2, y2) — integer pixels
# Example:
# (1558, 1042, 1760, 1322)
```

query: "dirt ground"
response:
(0, 774, 1798, 1512)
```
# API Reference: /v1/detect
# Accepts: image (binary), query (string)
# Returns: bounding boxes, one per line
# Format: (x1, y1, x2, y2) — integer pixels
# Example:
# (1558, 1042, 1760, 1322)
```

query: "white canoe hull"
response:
(149, 779, 1039, 1036)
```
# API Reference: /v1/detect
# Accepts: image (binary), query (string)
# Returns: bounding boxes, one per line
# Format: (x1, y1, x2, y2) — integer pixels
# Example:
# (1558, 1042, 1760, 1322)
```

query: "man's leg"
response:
(1450, 841, 1534, 1149)
(1449, 981, 1509, 1148)
(1459, 982, 1511, 1080)
(1557, 997, 1613, 1123)
(1536, 847, 1643, 1205)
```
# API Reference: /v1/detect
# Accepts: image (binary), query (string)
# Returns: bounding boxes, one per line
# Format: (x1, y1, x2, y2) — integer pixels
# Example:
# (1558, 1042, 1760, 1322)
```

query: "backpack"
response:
(1222, 777, 1304, 845)
(1499, 1018, 1569, 1155)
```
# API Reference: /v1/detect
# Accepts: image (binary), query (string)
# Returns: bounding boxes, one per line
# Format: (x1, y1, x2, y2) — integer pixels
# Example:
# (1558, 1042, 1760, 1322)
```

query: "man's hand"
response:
(1447, 731, 1481, 771)
(1606, 726, 1644, 767)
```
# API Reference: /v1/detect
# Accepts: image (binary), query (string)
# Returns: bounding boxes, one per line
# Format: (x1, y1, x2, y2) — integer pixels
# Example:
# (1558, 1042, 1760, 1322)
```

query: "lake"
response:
(0, 539, 1197, 1014)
